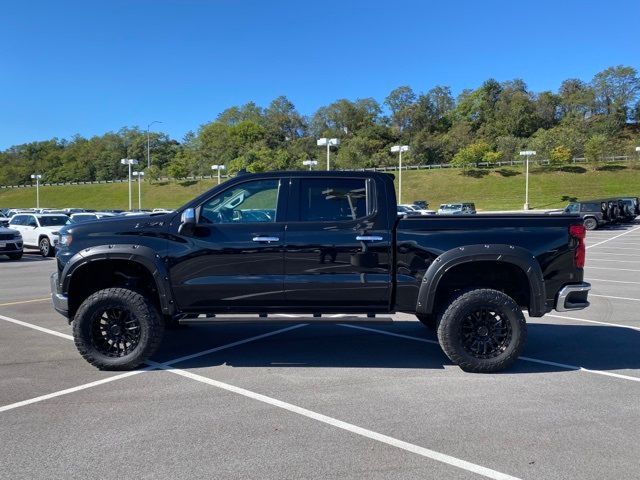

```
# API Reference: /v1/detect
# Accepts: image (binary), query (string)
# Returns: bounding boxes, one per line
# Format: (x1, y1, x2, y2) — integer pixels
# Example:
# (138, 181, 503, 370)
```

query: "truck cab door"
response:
(283, 176, 392, 310)
(169, 177, 288, 312)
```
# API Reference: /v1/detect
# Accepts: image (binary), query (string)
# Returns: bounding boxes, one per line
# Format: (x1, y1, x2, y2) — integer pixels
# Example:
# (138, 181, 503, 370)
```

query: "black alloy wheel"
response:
(460, 307, 512, 359)
(90, 306, 142, 358)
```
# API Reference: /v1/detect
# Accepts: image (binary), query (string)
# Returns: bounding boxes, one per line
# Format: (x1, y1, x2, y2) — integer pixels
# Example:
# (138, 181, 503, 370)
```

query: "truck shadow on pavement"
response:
(151, 321, 640, 375)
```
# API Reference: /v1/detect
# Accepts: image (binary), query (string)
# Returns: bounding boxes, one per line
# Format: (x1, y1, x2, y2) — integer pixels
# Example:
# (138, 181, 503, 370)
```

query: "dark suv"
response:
(564, 200, 608, 230)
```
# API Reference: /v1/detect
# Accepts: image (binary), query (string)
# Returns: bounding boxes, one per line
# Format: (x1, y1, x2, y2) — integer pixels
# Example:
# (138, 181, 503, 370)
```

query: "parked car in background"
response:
(9, 213, 68, 256)
(396, 205, 422, 217)
(613, 197, 639, 223)
(564, 200, 608, 230)
(0, 214, 9, 227)
(0, 226, 23, 260)
(399, 204, 436, 216)
(67, 212, 117, 224)
(412, 200, 429, 210)
(437, 203, 477, 215)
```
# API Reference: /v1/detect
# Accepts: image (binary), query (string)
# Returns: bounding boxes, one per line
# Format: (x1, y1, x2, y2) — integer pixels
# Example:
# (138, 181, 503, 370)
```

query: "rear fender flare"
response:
(415, 244, 546, 317)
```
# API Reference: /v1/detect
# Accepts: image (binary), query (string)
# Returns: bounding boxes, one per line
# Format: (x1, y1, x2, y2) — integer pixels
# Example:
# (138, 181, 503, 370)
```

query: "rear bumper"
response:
(555, 282, 591, 312)
(50, 272, 69, 318)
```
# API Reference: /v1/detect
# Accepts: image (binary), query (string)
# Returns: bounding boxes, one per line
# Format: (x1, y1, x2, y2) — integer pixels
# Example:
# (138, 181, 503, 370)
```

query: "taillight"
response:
(570, 224, 586, 268)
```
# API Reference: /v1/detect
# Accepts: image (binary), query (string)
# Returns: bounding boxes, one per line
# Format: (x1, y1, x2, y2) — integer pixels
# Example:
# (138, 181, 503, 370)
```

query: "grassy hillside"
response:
(1, 164, 638, 211)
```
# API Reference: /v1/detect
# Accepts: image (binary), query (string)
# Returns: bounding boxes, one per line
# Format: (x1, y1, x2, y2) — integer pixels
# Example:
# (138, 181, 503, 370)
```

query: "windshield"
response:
(38, 216, 68, 227)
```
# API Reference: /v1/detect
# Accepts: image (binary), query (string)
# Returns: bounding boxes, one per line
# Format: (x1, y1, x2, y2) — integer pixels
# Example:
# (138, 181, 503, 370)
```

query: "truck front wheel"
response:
(437, 289, 527, 373)
(73, 288, 164, 370)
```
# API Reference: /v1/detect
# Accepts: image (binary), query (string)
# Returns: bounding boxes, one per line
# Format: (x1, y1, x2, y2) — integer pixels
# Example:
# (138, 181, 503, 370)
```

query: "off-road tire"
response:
(416, 313, 438, 330)
(73, 288, 164, 370)
(583, 217, 598, 231)
(39, 237, 54, 257)
(437, 288, 527, 373)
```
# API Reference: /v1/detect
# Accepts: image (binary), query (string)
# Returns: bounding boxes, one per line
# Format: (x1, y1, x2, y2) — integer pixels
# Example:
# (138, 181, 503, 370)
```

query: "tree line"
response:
(1, 65, 639, 186)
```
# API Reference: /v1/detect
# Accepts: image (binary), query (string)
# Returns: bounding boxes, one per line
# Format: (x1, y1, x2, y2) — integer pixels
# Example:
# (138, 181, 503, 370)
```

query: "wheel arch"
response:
(416, 244, 546, 317)
(61, 245, 175, 319)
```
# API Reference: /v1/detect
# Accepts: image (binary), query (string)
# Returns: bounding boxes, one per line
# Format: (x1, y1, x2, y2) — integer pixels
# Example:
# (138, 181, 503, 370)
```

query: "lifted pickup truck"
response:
(51, 171, 590, 372)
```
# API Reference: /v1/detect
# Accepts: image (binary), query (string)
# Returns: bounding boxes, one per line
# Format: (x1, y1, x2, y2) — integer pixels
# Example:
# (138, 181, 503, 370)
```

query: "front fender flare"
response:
(415, 244, 546, 317)
(61, 244, 174, 315)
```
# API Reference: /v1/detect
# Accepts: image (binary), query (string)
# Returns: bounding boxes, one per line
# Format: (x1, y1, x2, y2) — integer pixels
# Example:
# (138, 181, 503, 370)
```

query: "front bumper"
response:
(50, 272, 69, 318)
(0, 240, 23, 254)
(555, 282, 591, 312)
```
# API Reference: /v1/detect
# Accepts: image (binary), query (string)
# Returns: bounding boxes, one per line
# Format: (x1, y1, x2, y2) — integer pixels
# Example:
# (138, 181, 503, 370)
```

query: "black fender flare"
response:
(61, 244, 175, 315)
(415, 244, 546, 317)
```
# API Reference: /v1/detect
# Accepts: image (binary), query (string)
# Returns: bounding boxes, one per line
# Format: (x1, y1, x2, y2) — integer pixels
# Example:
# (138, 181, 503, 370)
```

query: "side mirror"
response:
(178, 208, 196, 236)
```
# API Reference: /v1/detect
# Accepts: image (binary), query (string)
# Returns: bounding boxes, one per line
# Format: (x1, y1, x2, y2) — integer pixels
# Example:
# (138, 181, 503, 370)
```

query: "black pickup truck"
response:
(51, 171, 590, 373)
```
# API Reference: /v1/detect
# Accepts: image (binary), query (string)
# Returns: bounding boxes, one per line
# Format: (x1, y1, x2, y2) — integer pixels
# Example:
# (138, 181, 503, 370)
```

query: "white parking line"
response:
(0, 370, 148, 413)
(588, 278, 640, 285)
(586, 251, 640, 257)
(339, 324, 640, 383)
(546, 314, 640, 331)
(0, 315, 307, 412)
(150, 361, 522, 480)
(587, 227, 640, 249)
(587, 258, 640, 264)
(587, 266, 640, 272)
(0, 298, 50, 307)
(590, 294, 640, 303)
(0, 314, 74, 341)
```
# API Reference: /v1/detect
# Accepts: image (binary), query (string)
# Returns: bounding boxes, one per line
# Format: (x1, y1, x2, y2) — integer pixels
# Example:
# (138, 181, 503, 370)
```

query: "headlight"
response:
(59, 234, 72, 246)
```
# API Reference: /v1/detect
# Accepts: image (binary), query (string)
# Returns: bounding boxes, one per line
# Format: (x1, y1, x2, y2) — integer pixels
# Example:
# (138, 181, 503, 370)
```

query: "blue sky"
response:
(1, 0, 638, 149)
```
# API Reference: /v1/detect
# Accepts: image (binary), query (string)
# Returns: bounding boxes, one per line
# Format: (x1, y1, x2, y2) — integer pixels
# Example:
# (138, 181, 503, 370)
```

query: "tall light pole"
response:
(519, 150, 536, 210)
(316, 138, 340, 170)
(211, 164, 226, 185)
(391, 145, 409, 204)
(30, 174, 42, 208)
(147, 120, 162, 168)
(121, 158, 138, 210)
(303, 159, 318, 171)
(133, 171, 145, 210)
(635, 146, 640, 164)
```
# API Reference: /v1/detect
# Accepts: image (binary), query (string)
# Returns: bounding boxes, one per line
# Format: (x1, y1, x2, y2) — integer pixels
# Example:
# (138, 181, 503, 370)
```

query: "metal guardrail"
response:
(0, 155, 635, 189)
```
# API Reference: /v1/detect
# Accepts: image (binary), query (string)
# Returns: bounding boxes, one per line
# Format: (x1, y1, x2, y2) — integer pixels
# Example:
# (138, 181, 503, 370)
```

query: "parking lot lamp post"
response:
(316, 138, 340, 170)
(211, 164, 226, 185)
(636, 146, 640, 164)
(133, 171, 145, 210)
(120, 158, 138, 210)
(390, 145, 409, 204)
(30, 174, 42, 208)
(303, 159, 318, 171)
(519, 150, 536, 210)
(146, 121, 162, 168)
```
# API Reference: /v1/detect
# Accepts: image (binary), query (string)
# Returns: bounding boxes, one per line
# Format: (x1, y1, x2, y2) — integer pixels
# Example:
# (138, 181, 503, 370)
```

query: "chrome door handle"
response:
(252, 236, 280, 242)
(356, 235, 383, 241)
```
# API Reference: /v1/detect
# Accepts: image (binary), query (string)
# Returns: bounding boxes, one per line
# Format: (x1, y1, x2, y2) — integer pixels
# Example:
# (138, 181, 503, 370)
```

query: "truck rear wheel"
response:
(437, 289, 527, 373)
(73, 288, 164, 370)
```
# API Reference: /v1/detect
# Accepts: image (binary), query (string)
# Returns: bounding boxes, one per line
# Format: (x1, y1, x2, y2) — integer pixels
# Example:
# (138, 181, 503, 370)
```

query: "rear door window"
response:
(297, 178, 370, 222)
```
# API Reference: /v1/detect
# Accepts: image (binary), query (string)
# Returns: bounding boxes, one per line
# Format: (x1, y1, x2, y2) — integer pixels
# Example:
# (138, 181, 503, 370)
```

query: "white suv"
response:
(8, 213, 68, 257)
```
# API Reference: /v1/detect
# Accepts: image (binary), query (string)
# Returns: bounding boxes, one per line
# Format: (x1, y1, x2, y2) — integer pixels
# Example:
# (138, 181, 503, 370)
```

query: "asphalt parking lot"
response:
(2, 224, 640, 480)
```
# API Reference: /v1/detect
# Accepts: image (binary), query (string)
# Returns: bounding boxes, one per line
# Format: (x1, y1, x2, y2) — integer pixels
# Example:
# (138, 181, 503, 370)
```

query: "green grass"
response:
(1, 164, 639, 211)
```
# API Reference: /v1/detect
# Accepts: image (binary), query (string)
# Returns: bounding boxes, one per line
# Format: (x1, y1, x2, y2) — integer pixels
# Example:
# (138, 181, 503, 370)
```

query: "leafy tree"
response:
(584, 134, 609, 170)
(549, 146, 572, 165)
(451, 141, 494, 172)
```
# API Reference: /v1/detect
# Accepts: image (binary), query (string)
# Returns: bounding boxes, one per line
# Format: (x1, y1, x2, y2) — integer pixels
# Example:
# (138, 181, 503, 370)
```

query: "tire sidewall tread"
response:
(437, 288, 527, 373)
(73, 287, 164, 370)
